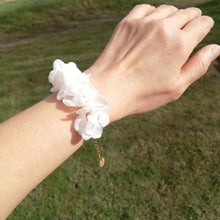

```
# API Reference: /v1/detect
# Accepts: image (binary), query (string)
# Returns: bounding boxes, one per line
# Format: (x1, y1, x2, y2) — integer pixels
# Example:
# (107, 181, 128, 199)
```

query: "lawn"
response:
(0, 0, 219, 219)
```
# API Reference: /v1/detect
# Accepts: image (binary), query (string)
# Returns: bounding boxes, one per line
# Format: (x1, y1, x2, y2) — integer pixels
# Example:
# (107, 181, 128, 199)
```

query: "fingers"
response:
(183, 15, 214, 52)
(166, 7, 201, 29)
(181, 44, 220, 85)
(143, 4, 178, 21)
(126, 4, 155, 19)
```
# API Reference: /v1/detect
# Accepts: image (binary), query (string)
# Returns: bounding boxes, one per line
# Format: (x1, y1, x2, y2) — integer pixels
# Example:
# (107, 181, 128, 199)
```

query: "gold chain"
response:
(93, 139, 105, 167)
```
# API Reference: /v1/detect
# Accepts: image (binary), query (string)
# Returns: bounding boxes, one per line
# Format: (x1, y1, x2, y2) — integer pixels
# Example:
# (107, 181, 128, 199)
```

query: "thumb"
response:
(181, 44, 220, 85)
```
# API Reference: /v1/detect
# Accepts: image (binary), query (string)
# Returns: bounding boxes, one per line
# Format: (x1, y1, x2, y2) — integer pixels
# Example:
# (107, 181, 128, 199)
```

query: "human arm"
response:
(0, 4, 220, 219)
(0, 94, 84, 218)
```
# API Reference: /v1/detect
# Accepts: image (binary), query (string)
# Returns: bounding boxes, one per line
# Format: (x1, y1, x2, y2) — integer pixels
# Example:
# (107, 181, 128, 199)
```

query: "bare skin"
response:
(0, 4, 219, 219)
(88, 5, 219, 122)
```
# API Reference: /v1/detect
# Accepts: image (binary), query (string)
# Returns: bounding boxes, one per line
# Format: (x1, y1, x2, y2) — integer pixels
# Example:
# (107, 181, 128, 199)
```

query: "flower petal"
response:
(92, 126, 103, 139)
(85, 120, 97, 136)
(53, 59, 64, 71)
(48, 70, 64, 92)
(99, 111, 110, 127)
(63, 97, 75, 107)
(57, 90, 65, 100)
(74, 117, 81, 131)
(82, 133, 92, 140)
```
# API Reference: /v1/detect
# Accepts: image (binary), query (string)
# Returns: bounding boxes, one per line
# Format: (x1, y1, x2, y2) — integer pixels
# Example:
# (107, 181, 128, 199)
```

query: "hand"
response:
(86, 4, 220, 122)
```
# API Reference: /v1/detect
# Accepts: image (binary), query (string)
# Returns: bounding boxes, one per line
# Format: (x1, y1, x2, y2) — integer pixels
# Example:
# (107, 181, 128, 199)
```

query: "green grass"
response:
(0, 0, 165, 43)
(0, 0, 219, 219)
(0, 0, 197, 43)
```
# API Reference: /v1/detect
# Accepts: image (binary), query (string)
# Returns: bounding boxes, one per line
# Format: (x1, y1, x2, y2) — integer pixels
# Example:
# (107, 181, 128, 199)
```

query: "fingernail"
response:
(211, 45, 220, 59)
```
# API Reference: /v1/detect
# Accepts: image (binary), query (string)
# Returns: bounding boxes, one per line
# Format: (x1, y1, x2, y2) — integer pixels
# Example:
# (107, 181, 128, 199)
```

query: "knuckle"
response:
(119, 18, 129, 26)
(190, 7, 202, 15)
(164, 32, 189, 56)
(169, 5, 178, 11)
(178, 8, 186, 15)
(152, 19, 169, 36)
(158, 4, 168, 9)
(117, 18, 139, 31)
(134, 4, 152, 9)
(118, 18, 131, 28)
(179, 9, 194, 20)
(133, 4, 143, 10)
(159, 4, 178, 11)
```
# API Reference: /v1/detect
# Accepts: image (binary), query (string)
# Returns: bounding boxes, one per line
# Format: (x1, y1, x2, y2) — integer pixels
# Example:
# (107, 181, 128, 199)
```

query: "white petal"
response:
(63, 72, 76, 88)
(82, 72, 91, 77)
(69, 62, 82, 76)
(99, 112, 110, 127)
(85, 120, 97, 136)
(50, 86, 58, 93)
(92, 126, 103, 139)
(53, 59, 64, 71)
(71, 96, 81, 107)
(83, 87, 99, 102)
(81, 72, 91, 83)
(48, 70, 64, 91)
(87, 113, 99, 124)
(64, 86, 76, 96)
(79, 114, 87, 132)
(68, 62, 77, 69)
(76, 108, 89, 115)
(63, 97, 74, 107)
(82, 133, 92, 140)
(74, 117, 81, 131)
(63, 62, 81, 80)
(57, 90, 65, 100)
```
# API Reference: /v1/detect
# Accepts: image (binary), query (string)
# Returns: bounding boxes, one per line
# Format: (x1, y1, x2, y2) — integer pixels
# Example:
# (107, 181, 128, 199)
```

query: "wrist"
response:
(84, 65, 124, 124)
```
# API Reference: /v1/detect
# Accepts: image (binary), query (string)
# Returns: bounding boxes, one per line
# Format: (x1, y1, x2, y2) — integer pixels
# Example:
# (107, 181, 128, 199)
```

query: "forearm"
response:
(0, 94, 83, 218)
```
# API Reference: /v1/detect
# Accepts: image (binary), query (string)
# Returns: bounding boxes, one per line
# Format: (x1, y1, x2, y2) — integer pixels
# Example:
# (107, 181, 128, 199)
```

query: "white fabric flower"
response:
(74, 107, 110, 140)
(49, 59, 109, 140)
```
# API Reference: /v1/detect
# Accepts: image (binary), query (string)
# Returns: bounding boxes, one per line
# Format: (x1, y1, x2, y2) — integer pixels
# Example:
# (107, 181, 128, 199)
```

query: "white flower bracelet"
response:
(48, 59, 110, 141)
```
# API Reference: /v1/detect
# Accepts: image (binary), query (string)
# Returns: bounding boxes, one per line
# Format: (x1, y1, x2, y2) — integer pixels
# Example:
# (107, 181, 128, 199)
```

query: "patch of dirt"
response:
(0, 16, 122, 50)
(0, 0, 17, 5)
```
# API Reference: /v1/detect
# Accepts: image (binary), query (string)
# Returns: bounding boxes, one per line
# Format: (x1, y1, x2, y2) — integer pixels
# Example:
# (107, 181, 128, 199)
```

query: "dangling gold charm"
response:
(99, 157, 105, 168)
(93, 139, 105, 167)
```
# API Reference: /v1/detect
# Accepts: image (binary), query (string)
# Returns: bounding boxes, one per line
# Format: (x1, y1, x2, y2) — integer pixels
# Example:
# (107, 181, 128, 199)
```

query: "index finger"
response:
(126, 4, 155, 19)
